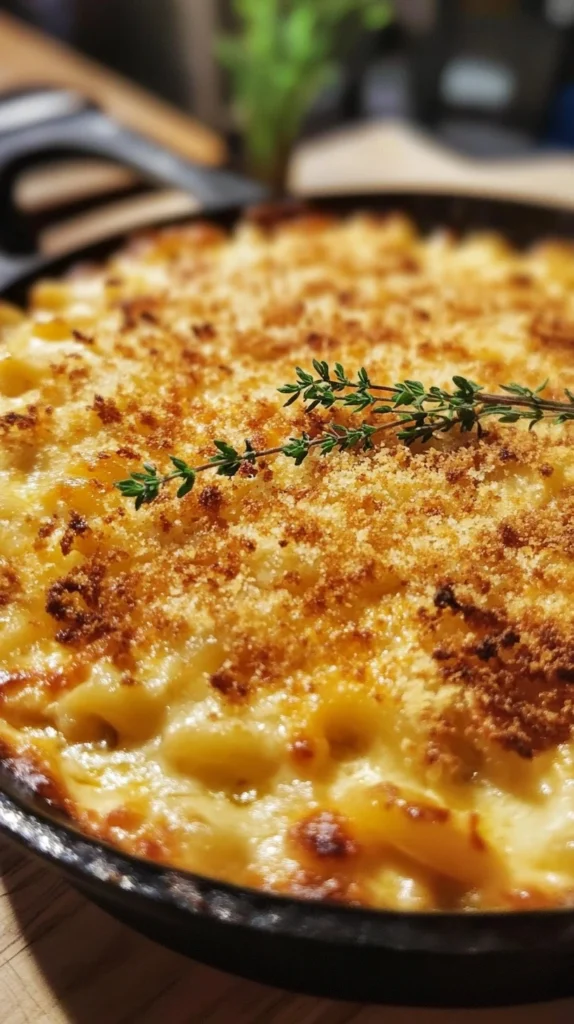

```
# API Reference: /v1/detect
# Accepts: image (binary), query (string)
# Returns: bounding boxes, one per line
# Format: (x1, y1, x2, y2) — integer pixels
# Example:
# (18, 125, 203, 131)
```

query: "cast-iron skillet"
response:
(2, 88, 574, 1009)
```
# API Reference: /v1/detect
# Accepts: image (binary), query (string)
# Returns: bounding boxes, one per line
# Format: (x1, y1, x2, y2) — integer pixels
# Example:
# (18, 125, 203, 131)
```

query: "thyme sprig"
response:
(279, 359, 574, 444)
(115, 361, 574, 508)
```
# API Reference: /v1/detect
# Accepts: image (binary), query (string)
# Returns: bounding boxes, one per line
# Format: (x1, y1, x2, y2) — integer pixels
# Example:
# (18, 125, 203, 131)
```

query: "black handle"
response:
(0, 87, 268, 287)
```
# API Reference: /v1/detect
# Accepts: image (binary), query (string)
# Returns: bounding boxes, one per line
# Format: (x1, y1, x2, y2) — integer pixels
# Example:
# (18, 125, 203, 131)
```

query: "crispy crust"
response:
(3, 211, 574, 909)
(0, 737, 73, 816)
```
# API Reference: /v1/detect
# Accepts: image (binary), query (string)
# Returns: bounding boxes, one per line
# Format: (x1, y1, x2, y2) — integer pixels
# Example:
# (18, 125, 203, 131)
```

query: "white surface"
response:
(291, 119, 574, 208)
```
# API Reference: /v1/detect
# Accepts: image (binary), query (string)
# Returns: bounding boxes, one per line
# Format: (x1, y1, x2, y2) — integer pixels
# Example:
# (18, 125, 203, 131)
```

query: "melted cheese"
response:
(2, 211, 574, 910)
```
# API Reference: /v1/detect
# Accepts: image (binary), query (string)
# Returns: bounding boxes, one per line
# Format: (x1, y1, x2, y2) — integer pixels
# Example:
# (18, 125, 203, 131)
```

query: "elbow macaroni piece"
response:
(163, 715, 282, 789)
(340, 783, 504, 888)
(56, 675, 166, 743)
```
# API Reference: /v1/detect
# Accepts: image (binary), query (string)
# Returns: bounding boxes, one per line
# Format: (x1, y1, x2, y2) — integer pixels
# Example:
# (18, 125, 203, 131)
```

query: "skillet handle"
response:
(0, 87, 268, 286)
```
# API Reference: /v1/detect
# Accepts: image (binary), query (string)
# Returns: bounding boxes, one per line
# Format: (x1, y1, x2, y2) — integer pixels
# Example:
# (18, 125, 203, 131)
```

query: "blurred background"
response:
(2, 0, 574, 258)
(2, 0, 574, 180)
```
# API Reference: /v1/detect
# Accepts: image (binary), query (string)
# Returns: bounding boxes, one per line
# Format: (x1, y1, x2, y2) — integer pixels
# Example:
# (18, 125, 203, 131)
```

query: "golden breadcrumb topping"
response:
(2, 208, 574, 910)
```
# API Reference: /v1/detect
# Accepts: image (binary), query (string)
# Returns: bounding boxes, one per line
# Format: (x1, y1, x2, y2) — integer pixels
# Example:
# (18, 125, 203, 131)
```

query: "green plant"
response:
(218, 0, 393, 190)
(115, 363, 574, 508)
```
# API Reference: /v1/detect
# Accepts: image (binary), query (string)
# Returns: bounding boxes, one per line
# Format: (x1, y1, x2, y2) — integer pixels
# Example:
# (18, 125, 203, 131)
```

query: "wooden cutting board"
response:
(1, 11, 574, 1024)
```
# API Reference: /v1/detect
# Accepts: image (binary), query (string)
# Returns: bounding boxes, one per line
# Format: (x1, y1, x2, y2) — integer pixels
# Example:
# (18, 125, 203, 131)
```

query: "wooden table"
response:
(2, 12, 574, 1023)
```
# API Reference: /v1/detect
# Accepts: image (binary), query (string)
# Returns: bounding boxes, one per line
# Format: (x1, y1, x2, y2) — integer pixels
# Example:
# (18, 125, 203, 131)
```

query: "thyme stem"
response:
(316, 376, 572, 415)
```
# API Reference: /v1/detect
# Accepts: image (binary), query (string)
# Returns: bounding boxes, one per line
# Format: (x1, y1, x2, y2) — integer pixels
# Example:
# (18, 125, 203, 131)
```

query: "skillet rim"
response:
(3, 188, 574, 958)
